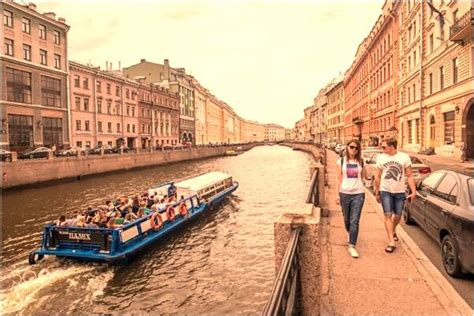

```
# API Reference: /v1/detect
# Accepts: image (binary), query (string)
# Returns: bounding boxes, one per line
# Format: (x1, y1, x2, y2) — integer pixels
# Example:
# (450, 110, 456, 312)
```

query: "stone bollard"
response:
(100, 148, 104, 156)
(47, 150, 54, 160)
(274, 204, 321, 315)
(11, 152, 17, 162)
(120, 148, 124, 155)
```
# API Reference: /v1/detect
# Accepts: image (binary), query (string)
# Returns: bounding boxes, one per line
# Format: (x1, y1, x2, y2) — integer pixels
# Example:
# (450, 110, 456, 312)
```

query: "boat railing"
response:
(262, 227, 302, 316)
(43, 195, 201, 254)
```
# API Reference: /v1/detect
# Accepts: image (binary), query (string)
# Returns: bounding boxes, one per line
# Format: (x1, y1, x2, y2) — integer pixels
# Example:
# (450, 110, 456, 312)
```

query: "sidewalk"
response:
(319, 150, 473, 316)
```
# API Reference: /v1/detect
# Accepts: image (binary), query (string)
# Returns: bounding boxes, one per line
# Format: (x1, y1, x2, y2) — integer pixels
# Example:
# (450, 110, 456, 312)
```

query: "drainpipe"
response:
(66, 62, 72, 147)
(419, 1, 425, 150)
(93, 72, 98, 146)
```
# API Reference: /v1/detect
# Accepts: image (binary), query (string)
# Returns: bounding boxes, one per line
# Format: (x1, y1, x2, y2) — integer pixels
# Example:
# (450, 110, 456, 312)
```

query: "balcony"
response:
(352, 116, 364, 125)
(450, 9, 473, 45)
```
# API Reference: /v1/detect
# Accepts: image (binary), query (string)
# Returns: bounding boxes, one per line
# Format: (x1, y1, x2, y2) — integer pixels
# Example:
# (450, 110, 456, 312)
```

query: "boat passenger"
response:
(147, 196, 155, 208)
(123, 213, 137, 224)
(168, 182, 177, 199)
(156, 199, 169, 211)
(132, 196, 140, 213)
(85, 217, 99, 228)
(106, 218, 115, 229)
(76, 216, 86, 227)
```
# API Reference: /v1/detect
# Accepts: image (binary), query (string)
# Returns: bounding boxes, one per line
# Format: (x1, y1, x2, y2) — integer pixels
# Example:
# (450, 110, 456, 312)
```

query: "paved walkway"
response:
(320, 150, 472, 316)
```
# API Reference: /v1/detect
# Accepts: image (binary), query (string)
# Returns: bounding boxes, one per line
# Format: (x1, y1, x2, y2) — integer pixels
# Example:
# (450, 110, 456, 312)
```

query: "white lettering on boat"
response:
(68, 232, 92, 241)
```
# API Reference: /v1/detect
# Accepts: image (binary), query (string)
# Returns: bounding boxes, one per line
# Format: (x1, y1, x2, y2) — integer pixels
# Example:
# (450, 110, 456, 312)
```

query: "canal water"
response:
(1, 145, 313, 314)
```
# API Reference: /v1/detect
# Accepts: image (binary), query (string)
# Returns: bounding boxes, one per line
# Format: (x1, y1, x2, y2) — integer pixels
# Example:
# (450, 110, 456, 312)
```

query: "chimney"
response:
(43, 12, 56, 20)
(118, 61, 121, 71)
(141, 58, 146, 63)
(58, 17, 66, 24)
(27, 3, 37, 11)
(106, 61, 109, 70)
(110, 62, 113, 70)
(164, 59, 170, 81)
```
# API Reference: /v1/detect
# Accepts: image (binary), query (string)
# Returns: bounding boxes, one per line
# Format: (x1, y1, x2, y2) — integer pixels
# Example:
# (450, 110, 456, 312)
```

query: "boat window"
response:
(185, 199, 192, 210)
(434, 174, 457, 202)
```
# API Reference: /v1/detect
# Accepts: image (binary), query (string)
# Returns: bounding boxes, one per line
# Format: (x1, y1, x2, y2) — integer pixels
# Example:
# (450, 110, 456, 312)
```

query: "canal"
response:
(1, 145, 313, 314)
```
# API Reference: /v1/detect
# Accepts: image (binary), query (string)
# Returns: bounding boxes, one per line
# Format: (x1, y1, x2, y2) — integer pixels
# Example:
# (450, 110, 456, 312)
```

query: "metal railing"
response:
(262, 227, 302, 316)
(450, 9, 473, 38)
(305, 168, 320, 207)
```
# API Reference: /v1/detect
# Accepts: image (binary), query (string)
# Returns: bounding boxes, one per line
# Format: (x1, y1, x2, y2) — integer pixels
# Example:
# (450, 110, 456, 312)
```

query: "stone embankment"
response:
(1, 144, 255, 190)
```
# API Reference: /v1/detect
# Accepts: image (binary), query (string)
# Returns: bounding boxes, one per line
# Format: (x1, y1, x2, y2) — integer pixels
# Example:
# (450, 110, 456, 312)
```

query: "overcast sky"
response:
(35, 0, 383, 128)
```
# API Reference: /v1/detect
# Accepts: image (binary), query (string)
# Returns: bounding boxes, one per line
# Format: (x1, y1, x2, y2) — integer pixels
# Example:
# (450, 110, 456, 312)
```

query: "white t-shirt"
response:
(376, 152, 412, 193)
(336, 158, 364, 194)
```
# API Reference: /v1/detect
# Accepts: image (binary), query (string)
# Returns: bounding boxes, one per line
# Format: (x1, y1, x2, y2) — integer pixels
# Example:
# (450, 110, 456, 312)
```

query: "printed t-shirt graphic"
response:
(346, 163, 359, 178)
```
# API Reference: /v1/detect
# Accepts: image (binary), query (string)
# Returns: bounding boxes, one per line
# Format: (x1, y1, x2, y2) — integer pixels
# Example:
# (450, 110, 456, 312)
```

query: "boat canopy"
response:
(175, 171, 232, 194)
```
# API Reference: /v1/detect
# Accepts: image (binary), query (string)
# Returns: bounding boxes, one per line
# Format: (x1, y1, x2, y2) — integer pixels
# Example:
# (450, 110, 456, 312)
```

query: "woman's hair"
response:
(345, 138, 363, 165)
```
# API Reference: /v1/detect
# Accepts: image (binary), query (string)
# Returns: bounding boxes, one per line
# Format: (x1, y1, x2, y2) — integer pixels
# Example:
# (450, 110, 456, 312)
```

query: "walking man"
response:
(374, 137, 416, 253)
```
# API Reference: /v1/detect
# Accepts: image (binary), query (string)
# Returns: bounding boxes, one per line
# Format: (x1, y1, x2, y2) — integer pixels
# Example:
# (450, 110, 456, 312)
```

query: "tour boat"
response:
(28, 172, 238, 264)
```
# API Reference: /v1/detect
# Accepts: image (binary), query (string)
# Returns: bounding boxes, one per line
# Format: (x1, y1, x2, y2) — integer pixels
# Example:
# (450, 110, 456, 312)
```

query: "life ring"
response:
(179, 203, 188, 216)
(150, 212, 163, 229)
(166, 205, 175, 221)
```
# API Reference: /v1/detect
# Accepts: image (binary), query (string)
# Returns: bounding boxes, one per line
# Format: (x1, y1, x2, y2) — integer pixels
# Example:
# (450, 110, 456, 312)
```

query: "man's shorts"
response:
(380, 191, 405, 216)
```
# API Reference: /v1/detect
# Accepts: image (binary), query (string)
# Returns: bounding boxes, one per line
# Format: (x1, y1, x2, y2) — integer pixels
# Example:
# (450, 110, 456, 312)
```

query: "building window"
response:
(96, 80, 101, 92)
(412, 83, 416, 101)
(77, 141, 83, 148)
(41, 76, 61, 107)
(107, 101, 112, 114)
(408, 120, 413, 143)
(131, 91, 135, 100)
(4, 10, 13, 27)
(75, 96, 80, 110)
(53, 30, 60, 45)
(85, 141, 91, 149)
(54, 54, 61, 69)
(6, 67, 32, 103)
(39, 24, 46, 39)
(108, 122, 112, 133)
(106, 83, 111, 94)
(23, 44, 31, 61)
(132, 124, 135, 133)
(127, 124, 130, 133)
(97, 99, 102, 113)
(98, 121, 103, 133)
(115, 86, 120, 97)
(76, 120, 81, 131)
(117, 123, 121, 133)
(429, 73, 433, 95)
(429, 34, 434, 53)
(22, 17, 31, 34)
(8, 114, 33, 148)
(132, 107, 135, 117)
(40, 49, 47, 65)
(4, 38, 13, 56)
(430, 116, 436, 141)
(74, 75, 80, 88)
(85, 120, 90, 131)
(439, 66, 444, 90)
(83, 78, 89, 89)
(42, 117, 62, 147)
(444, 111, 455, 144)
(452, 58, 458, 84)
(415, 119, 420, 144)
(408, 87, 411, 103)
(126, 106, 130, 116)
(126, 89, 130, 99)
(84, 98, 89, 111)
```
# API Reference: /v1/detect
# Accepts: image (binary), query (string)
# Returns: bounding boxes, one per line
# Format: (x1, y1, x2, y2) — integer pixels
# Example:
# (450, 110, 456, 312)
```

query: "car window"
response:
(448, 184, 458, 204)
(434, 174, 457, 202)
(410, 156, 423, 164)
(420, 172, 444, 194)
(468, 179, 474, 206)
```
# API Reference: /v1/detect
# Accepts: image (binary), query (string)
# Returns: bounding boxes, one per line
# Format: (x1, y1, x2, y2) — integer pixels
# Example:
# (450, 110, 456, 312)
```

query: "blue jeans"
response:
(339, 193, 365, 246)
(380, 191, 405, 216)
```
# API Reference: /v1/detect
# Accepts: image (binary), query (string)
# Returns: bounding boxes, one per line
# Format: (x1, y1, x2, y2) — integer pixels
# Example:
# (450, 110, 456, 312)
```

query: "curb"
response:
(365, 188, 473, 316)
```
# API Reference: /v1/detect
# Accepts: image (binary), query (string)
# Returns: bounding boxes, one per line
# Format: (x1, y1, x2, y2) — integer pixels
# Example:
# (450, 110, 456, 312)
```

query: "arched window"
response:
(430, 115, 436, 140)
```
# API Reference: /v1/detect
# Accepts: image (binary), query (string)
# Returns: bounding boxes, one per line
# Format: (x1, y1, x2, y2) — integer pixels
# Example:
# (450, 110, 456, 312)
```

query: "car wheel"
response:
(4, 157, 11, 162)
(29, 154, 34, 159)
(402, 203, 416, 225)
(441, 235, 462, 277)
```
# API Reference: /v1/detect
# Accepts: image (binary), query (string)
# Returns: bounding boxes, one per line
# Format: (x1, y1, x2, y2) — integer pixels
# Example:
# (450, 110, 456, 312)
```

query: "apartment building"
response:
(326, 79, 344, 144)
(264, 123, 286, 141)
(1, 1, 69, 152)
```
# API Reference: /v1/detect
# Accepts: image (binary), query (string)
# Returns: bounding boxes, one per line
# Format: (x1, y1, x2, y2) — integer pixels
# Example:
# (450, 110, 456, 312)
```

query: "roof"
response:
(175, 171, 231, 192)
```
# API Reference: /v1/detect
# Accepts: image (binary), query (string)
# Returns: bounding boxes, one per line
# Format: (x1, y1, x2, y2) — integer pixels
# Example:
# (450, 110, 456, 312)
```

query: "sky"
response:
(34, 0, 383, 128)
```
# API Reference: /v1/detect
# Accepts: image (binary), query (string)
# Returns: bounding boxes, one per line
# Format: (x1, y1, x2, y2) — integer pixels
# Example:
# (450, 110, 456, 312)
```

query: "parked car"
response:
(19, 147, 53, 159)
(361, 149, 382, 163)
(112, 145, 133, 154)
(403, 170, 474, 277)
(87, 144, 113, 155)
(0, 149, 13, 162)
(364, 155, 432, 188)
(56, 146, 85, 157)
(334, 144, 345, 155)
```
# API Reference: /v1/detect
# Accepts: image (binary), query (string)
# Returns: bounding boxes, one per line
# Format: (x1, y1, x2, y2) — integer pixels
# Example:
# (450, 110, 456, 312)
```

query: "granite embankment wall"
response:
(1, 144, 255, 189)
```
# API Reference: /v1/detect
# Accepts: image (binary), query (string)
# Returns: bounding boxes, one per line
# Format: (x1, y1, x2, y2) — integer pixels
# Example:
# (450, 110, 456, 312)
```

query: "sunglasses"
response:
(349, 145, 359, 150)
(381, 146, 387, 149)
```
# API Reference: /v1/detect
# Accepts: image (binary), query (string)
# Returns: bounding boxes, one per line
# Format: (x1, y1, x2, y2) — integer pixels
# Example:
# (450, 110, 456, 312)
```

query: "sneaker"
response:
(348, 247, 359, 258)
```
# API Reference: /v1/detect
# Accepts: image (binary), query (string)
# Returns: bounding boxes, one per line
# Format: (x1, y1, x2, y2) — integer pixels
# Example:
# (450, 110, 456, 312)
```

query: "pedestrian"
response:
(460, 142, 466, 163)
(335, 138, 366, 258)
(168, 182, 177, 199)
(374, 137, 416, 253)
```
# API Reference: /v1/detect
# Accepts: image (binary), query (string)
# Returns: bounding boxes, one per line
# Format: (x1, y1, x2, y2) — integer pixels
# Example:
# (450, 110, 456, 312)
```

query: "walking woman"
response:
(335, 139, 366, 258)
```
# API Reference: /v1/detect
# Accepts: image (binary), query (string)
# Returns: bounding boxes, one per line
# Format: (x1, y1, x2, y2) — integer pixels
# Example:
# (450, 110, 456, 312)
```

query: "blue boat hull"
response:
(31, 182, 239, 264)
